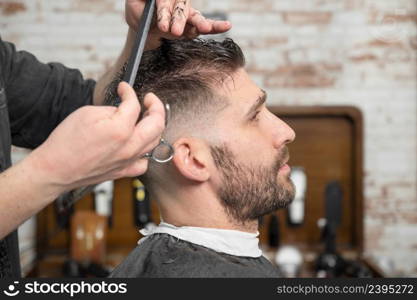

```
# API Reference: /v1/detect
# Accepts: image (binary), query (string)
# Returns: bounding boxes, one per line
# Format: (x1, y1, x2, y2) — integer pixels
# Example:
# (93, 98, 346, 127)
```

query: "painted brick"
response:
(282, 11, 333, 25)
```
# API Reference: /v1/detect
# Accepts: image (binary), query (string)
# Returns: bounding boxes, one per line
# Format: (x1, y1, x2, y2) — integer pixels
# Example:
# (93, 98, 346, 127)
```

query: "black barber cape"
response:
(110, 224, 280, 278)
(0, 36, 95, 277)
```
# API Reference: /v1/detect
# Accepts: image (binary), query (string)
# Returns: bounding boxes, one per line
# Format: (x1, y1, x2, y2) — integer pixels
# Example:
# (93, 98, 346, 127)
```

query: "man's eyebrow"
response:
(245, 90, 267, 119)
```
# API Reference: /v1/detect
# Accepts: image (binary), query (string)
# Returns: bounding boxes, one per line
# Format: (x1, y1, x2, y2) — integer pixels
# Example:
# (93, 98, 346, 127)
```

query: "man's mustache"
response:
(275, 146, 290, 171)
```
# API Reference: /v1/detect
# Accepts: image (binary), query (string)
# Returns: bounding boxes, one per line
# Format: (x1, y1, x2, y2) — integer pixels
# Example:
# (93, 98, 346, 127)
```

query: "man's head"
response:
(106, 38, 296, 226)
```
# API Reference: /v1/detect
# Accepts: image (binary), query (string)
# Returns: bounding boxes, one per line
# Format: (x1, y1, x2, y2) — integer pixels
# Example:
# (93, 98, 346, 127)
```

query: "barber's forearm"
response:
(0, 154, 63, 239)
(92, 28, 136, 105)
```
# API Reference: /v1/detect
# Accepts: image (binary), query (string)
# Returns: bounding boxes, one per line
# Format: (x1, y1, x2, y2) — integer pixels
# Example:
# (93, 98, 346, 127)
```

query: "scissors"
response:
(57, 0, 174, 211)
(109, 0, 174, 164)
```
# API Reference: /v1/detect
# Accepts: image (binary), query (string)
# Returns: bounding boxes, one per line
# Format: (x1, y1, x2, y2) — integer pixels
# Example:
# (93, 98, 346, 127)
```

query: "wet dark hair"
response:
(105, 38, 245, 185)
(105, 38, 245, 128)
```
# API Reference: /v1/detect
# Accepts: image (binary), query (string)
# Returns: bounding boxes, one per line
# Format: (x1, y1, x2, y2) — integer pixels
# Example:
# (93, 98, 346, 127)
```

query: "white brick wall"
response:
(1, 0, 416, 276)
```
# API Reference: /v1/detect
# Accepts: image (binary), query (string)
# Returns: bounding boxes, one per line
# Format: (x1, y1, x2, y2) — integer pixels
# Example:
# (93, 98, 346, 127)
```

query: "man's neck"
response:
(151, 186, 259, 233)
(160, 213, 259, 233)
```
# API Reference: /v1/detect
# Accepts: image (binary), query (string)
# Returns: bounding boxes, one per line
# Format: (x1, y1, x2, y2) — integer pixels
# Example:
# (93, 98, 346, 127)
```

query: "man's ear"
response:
(172, 138, 211, 182)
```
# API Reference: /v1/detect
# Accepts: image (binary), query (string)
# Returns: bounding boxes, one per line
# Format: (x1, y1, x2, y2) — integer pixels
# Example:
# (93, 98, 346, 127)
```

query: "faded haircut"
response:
(105, 38, 245, 184)
(105, 38, 245, 139)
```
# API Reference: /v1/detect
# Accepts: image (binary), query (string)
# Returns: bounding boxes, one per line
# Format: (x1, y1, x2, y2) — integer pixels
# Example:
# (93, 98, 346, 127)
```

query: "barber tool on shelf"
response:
(315, 182, 372, 278)
(93, 181, 114, 228)
(270, 214, 303, 277)
(132, 178, 154, 229)
(275, 245, 303, 278)
(268, 214, 280, 249)
(54, 193, 75, 229)
(63, 211, 110, 278)
(287, 167, 307, 227)
(315, 181, 346, 277)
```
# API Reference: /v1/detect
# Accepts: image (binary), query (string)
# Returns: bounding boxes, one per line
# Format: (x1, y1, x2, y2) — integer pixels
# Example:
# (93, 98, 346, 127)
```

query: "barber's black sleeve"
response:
(0, 35, 96, 149)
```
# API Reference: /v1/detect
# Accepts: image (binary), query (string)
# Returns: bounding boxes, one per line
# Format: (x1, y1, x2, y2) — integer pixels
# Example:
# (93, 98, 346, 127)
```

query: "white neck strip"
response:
(139, 222, 262, 258)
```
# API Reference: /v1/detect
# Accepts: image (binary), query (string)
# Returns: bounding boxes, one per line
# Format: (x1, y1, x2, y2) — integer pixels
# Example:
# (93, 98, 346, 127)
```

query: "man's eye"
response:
(250, 111, 261, 122)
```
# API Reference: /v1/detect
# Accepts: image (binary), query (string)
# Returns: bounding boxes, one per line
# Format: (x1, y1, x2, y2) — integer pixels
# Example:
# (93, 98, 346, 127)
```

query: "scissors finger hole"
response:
(141, 139, 174, 163)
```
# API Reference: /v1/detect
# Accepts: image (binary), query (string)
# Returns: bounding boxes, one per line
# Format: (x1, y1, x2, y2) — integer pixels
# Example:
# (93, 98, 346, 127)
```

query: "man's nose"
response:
(273, 117, 296, 149)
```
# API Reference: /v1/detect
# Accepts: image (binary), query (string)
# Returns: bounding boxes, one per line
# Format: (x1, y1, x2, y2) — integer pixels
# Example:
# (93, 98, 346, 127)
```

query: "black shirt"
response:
(0, 36, 95, 277)
(110, 233, 281, 278)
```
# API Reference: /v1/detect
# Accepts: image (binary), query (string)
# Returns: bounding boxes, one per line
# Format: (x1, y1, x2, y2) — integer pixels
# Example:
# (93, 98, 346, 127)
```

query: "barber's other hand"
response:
(29, 82, 165, 192)
(125, 0, 231, 45)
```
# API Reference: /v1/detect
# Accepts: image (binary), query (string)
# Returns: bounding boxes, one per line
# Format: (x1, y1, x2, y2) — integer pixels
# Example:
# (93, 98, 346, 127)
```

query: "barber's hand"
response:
(30, 82, 165, 191)
(125, 0, 231, 45)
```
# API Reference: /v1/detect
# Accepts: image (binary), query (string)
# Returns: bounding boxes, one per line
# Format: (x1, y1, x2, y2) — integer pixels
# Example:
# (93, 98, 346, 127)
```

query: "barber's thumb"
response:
(116, 82, 141, 120)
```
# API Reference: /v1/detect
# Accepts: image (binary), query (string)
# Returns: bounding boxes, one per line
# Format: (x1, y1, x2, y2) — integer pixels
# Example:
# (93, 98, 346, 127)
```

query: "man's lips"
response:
(276, 147, 290, 172)
(279, 156, 290, 169)
(279, 163, 290, 172)
(278, 155, 290, 172)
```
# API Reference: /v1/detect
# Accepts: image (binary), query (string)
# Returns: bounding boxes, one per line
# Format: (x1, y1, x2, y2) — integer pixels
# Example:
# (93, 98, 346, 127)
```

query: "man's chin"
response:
(278, 177, 296, 207)
(278, 170, 295, 187)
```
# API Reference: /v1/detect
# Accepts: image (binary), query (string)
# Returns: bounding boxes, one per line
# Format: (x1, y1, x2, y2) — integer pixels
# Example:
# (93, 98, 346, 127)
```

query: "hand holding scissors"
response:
(110, 0, 174, 164)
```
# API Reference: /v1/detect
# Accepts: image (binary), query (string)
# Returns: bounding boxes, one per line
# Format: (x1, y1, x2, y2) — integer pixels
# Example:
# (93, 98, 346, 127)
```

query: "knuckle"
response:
(112, 124, 130, 143)
(119, 150, 132, 162)
(112, 131, 128, 143)
(79, 105, 93, 113)
(155, 121, 165, 135)
(120, 144, 137, 161)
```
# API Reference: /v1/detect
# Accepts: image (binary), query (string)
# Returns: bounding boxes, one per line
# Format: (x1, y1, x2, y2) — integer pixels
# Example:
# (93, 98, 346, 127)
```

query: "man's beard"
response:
(210, 145, 295, 224)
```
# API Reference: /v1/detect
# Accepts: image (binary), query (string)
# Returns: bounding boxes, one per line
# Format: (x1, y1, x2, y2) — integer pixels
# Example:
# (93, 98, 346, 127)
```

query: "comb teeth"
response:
(123, 0, 156, 87)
